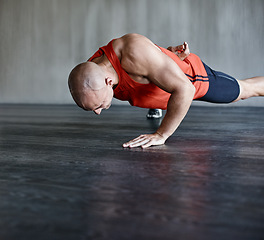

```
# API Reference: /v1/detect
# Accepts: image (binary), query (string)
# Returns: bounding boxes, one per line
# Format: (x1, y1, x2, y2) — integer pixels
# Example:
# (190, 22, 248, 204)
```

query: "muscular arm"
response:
(122, 35, 195, 148)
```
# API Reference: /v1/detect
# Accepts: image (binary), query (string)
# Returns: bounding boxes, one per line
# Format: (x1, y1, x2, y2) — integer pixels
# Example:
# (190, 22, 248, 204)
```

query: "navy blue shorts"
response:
(197, 63, 240, 103)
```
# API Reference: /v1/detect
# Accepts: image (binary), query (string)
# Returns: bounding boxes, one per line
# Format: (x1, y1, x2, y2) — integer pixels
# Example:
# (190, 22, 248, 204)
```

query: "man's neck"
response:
(94, 55, 119, 86)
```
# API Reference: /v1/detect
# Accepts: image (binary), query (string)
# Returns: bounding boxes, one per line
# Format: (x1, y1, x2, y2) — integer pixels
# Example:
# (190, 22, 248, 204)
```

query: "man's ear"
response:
(105, 77, 113, 87)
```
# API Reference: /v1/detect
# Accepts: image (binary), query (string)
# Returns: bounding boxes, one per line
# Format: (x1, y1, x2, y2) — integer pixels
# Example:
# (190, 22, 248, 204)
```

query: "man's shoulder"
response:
(114, 34, 150, 52)
(119, 33, 148, 44)
(113, 33, 155, 57)
(111, 34, 152, 76)
(116, 34, 165, 75)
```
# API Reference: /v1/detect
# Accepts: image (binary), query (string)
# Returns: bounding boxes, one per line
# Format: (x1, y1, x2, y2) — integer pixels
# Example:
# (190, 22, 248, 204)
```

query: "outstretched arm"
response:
(122, 36, 195, 148)
(123, 84, 195, 148)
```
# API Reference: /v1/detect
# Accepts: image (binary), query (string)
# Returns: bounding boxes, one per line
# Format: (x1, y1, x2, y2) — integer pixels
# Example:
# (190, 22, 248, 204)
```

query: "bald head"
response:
(68, 62, 106, 108)
(68, 62, 105, 91)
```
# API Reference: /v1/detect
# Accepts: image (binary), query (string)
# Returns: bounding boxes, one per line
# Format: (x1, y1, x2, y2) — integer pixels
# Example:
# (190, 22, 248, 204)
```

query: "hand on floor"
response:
(123, 132, 166, 149)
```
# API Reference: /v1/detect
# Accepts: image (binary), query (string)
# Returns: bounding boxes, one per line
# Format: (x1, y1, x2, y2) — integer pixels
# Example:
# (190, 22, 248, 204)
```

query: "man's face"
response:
(82, 85, 114, 115)
(92, 86, 113, 115)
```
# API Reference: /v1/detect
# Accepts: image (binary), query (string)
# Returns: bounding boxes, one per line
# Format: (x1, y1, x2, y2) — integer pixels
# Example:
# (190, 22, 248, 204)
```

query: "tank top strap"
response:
(99, 40, 123, 81)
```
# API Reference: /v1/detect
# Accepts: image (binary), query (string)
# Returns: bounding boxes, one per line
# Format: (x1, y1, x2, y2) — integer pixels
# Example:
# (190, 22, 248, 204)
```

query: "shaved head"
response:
(68, 62, 106, 109)
(68, 62, 105, 91)
(68, 61, 115, 113)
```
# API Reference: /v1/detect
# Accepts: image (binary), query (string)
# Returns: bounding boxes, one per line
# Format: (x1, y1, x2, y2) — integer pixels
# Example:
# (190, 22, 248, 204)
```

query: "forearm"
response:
(156, 86, 195, 139)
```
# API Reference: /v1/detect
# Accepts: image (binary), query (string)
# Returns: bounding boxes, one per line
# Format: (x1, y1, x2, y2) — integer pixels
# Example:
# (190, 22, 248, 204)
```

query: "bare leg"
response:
(234, 76, 264, 101)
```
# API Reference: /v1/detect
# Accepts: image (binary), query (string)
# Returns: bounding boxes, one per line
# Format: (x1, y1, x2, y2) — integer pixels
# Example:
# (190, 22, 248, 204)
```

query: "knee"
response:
(236, 80, 257, 101)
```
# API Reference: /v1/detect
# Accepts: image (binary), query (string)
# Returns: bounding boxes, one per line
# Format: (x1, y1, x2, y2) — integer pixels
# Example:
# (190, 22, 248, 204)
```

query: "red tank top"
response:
(89, 40, 209, 110)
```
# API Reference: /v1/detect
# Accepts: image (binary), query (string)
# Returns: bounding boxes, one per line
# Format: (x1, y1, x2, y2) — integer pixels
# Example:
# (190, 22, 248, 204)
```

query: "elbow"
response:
(169, 83, 195, 106)
(182, 83, 196, 100)
(189, 84, 196, 98)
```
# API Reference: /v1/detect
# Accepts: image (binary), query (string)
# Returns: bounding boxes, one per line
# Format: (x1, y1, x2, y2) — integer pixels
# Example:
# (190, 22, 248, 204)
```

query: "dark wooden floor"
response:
(0, 104, 263, 240)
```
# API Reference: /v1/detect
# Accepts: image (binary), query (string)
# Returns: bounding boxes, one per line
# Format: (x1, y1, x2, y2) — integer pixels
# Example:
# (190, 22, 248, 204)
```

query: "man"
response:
(68, 33, 264, 149)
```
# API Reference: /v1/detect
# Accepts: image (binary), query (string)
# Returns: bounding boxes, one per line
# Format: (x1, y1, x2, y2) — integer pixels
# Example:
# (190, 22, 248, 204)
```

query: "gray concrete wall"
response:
(0, 0, 263, 106)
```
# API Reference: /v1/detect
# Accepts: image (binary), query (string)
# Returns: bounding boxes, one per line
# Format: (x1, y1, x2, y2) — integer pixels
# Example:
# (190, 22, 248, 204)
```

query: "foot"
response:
(146, 109, 162, 119)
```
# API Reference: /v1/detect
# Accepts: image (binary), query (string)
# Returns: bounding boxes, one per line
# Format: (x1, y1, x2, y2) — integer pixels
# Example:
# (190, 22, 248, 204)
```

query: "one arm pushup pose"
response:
(68, 33, 264, 149)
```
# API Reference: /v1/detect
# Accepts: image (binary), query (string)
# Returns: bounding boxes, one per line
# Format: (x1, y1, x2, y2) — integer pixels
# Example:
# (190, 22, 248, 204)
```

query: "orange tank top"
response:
(89, 40, 209, 110)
